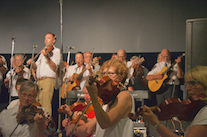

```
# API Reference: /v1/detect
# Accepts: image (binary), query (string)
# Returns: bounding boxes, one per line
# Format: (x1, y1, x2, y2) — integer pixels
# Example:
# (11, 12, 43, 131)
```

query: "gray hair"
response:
(130, 56, 139, 61)
(19, 80, 39, 94)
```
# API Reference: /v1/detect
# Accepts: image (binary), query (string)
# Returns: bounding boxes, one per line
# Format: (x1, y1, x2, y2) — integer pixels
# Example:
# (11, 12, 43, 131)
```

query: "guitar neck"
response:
(74, 67, 87, 80)
(162, 53, 185, 75)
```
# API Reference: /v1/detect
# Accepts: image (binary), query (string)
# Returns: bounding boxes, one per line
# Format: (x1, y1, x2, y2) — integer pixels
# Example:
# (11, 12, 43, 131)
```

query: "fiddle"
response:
(16, 104, 44, 124)
(44, 45, 54, 57)
(128, 95, 207, 121)
(58, 98, 103, 114)
(89, 75, 123, 104)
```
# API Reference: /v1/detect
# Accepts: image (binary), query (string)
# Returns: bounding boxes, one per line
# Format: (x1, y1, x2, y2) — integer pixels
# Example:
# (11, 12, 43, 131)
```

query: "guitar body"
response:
(148, 66, 169, 93)
(61, 73, 81, 99)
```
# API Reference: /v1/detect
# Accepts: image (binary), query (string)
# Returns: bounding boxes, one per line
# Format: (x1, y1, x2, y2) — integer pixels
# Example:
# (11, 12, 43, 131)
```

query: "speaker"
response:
(185, 18, 207, 72)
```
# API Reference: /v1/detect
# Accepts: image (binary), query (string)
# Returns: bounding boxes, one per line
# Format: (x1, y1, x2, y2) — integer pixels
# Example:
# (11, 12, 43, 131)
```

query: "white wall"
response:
(0, 0, 207, 53)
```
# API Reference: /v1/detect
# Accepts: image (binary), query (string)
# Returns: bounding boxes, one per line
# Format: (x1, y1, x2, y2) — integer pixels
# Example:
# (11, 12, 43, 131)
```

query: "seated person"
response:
(138, 66, 207, 137)
(7, 78, 28, 109)
(65, 59, 135, 137)
(60, 86, 98, 128)
(0, 80, 45, 137)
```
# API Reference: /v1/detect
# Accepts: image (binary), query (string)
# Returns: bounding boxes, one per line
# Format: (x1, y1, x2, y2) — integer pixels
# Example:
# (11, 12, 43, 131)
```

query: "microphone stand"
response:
(28, 44, 37, 80)
(56, 0, 63, 135)
(8, 36, 15, 103)
(64, 47, 73, 103)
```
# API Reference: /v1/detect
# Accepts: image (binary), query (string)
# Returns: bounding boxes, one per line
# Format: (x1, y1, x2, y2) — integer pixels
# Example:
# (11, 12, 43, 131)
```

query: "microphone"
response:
(67, 47, 75, 50)
(11, 36, 16, 40)
(33, 43, 37, 48)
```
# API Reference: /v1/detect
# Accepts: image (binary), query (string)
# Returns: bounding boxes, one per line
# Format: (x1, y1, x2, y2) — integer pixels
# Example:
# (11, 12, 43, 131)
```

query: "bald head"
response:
(117, 49, 126, 62)
(161, 48, 171, 63)
(84, 51, 92, 64)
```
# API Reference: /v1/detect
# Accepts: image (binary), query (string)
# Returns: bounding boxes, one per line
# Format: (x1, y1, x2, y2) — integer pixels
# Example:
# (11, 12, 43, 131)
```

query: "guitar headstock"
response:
(91, 56, 101, 66)
(135, 57, 145, 65)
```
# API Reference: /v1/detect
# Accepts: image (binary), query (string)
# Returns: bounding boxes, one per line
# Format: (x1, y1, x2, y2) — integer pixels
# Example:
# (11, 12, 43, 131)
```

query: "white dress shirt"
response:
(63, 64, 90, 91)
(35, 46, 61, 79)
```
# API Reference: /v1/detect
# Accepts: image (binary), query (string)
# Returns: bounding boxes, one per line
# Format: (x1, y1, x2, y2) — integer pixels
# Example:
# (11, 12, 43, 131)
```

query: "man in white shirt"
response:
(0, 55, 7, 97)
(27, 32, 61, 116)
(5, 54, 30, 101)
(84, 51, 100, 73)
(63, 52, 93, 92)
(117, 49, 134, 88)
(146, 48, 183, 105)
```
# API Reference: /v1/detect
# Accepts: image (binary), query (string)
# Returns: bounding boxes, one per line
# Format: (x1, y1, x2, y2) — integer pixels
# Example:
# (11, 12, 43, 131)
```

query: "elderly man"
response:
(84, 51, 100, 73)
(146, 48, 182, 105)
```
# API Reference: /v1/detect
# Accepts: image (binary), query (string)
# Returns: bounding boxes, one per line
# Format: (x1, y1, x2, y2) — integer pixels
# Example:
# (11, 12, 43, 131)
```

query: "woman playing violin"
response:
(66, 59, 135, 137)
(0, 80, 45, 137)
(139, 66, 207, 137)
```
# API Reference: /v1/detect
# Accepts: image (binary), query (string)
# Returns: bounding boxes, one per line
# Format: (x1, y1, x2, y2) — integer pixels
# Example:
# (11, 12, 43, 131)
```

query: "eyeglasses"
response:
(185, 80, 199, 88)
(101, 72, 117, 76)
(20, 93, 36, 99)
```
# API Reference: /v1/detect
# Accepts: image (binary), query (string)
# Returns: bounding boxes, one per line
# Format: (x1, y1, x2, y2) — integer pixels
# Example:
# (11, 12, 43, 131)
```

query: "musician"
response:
(61, 86, 95, 128)
(0, 80, 45, 137)
(0, 55, 7, 96)
(139, 66, 207, 137)
(66, 59, 135, 137)
(128, 56, 148, 91)
(146, 48, 182, 105)
(5, 54, 30, 101)
(84, 51, 100, 73)
(117, 49, 134, 77)
(27, 32, 61, 116)
(157, 53, 163, 63)
(63, 52, 93, 91)
(7, 78, 28, 109)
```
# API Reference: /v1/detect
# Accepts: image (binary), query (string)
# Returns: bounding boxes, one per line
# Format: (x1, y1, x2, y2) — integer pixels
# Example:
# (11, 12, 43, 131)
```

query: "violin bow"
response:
(70, 101, 92, 137)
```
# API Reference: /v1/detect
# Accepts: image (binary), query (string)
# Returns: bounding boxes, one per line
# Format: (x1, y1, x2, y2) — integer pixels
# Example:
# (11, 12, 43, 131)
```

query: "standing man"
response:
(27, 32, 61, 116)
(0, 55, 7, 97)
(5, 54, 30, 101)
(116, 49, 134, 88)
(146, 48, 182, 105)
(84, 51, 100, 73)
(63, 52, 92, 91)
(117, 49, 134, 77)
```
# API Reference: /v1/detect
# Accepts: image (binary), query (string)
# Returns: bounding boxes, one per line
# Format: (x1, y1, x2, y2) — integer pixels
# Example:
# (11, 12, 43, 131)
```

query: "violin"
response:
(89, 75, 122, 104)
(58, 98, 103, 114)
(128, 95, 207, 121)
(16, 104, 44, 124)
(44, 45, 54, 57)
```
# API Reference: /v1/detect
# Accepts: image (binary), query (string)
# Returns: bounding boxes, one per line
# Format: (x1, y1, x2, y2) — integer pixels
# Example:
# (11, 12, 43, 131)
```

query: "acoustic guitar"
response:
(148, 53, 185, 93)
(61, 57, 101, 99)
